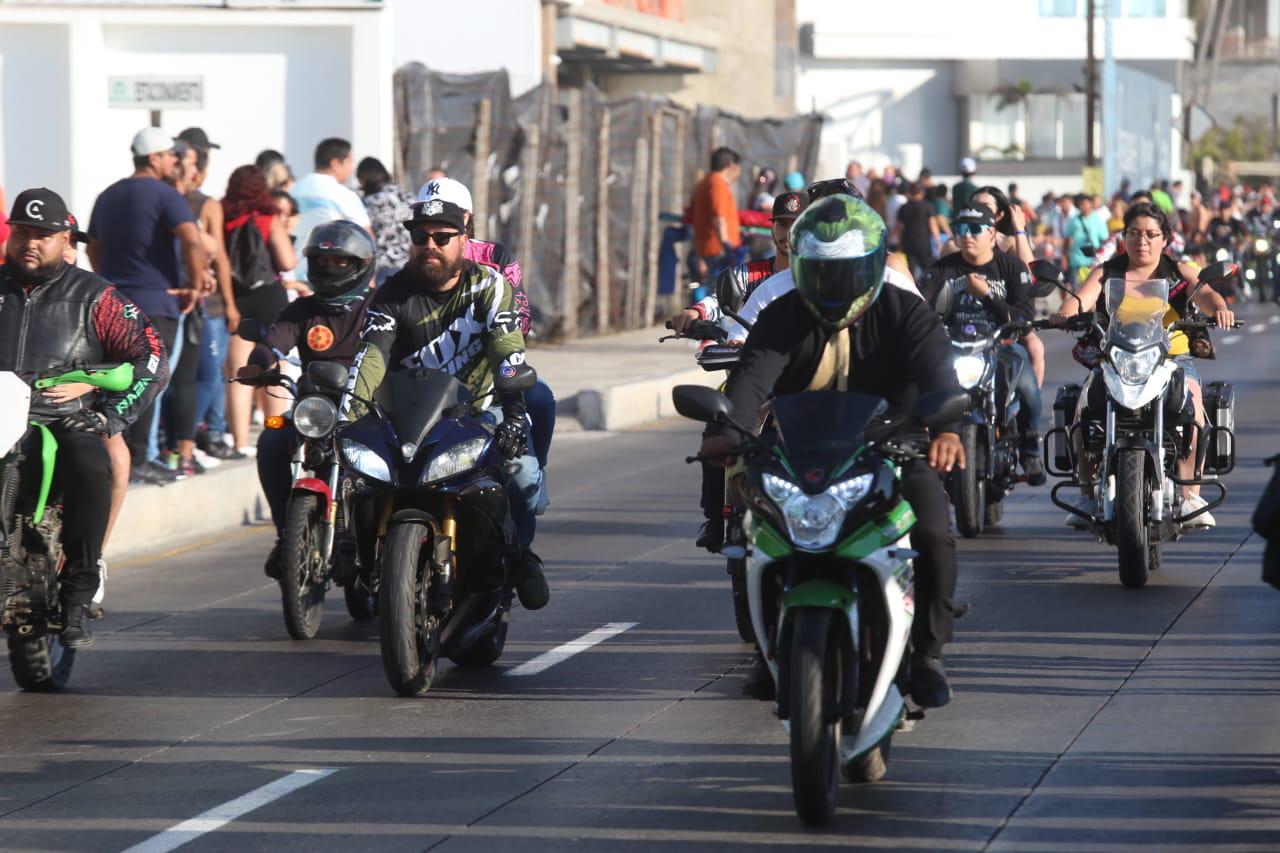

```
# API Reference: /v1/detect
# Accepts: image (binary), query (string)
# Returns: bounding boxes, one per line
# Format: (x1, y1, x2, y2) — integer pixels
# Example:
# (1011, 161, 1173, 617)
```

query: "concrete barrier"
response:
(575, 368, 722, 431)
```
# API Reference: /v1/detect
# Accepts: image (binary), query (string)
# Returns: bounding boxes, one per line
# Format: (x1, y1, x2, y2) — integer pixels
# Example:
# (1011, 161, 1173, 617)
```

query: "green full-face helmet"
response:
(789, 194, 887, 330)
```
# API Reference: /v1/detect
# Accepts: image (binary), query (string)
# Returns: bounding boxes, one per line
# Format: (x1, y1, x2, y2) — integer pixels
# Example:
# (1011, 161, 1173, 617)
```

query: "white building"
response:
(796, 0, 1195, 198)
(0, 0, 392, 225)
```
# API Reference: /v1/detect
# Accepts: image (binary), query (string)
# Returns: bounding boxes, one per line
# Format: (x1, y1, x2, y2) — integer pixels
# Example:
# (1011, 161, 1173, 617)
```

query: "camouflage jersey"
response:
(345, 260, 526, 416)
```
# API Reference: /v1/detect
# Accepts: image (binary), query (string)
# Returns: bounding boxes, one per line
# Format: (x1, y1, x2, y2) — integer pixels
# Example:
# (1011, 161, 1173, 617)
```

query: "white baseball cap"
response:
(417, 177, 473, 213)
(131, 127, 177, 157)
(959, 156, 977, 175)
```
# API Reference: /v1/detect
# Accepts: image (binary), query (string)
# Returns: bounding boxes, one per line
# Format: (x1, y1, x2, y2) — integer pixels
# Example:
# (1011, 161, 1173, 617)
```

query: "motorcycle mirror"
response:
(912, 391, 970, 431)
(1028, 259, 1063, 299)
(306, 360, 349, 391)
(672, 384, 734, 424)
(235, 319, 269, 344)
(1197, 260, 1236, 285)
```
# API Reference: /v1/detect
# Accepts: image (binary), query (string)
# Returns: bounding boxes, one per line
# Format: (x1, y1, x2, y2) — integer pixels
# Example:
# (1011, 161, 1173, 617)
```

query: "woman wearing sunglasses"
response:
(1052, 202, 1236, 528)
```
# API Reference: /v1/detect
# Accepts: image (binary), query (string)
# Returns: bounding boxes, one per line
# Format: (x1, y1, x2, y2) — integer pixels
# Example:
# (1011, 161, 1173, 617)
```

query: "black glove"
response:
(495, 417, 528, 460)
(60, 408, 109, 436)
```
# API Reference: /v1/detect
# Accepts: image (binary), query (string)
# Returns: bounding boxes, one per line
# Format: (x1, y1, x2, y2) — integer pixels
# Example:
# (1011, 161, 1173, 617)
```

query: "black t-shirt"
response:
(897, 200, 935, 259)
(1207, 217, 1246, 248)
(929, 249, 1033, 337)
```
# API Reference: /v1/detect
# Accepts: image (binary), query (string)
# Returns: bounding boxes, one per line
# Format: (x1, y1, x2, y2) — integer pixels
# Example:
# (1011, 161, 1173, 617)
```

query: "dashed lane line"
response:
(504, 622, 639, 677)
(1250, 323, 1266, 334)
(121, 769, 339, 853)
(1222, 334, 1241, 345)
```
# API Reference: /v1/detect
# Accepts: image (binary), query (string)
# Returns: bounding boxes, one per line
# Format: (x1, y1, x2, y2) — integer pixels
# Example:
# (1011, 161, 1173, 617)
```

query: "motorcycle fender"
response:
(292, 477, 332, 511)
(776, 585, 859, 723)
(781, 579, 857, 612)
(386, 508, 437, 531)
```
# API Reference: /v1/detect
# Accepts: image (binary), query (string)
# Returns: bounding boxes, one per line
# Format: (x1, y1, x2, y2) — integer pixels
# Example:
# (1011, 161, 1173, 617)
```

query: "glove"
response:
(495, 418, 528, 460)
(60, 408, 109, 436)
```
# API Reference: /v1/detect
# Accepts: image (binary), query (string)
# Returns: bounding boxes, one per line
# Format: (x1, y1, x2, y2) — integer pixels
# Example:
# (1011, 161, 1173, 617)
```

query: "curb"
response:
(574, 368, 722, 431)
(105, 460, 268, 561)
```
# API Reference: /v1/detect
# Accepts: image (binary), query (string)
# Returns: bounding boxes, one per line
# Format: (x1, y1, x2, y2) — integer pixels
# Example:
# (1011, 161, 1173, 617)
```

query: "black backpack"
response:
(227, 220, 276, 295)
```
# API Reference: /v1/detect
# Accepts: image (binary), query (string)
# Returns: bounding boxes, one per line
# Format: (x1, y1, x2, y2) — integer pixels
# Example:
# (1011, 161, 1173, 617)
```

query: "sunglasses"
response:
(410, 229, 462, 248)
(955, 222, 992, 237)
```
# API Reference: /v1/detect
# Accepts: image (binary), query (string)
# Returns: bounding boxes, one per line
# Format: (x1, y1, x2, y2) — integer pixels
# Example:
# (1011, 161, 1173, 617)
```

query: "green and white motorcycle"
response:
(673, 384, 967, 826)
(0, 362, 133, 691)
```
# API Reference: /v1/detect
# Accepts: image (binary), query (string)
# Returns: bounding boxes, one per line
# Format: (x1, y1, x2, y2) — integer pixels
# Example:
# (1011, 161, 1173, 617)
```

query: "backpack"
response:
(227, 219, 276, 295)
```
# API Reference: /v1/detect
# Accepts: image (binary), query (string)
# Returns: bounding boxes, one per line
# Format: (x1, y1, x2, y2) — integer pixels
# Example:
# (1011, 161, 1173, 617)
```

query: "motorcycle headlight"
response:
(1215, 248, 1231, 262)
(1256, 238, 1269, 253)
(294, 395, 338, 439)
(1247, 268, 1257, 280)
(762, 471, 872, 551)
(423, 436, 489, 484)
(953, 354, 985, 390)
(1110, 345, 1162, 385)
(339, 437, 391, 482)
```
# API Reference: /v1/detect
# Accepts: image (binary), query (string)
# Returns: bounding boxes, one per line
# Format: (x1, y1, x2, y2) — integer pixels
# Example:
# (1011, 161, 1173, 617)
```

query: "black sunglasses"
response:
(410, 228, 462, 248)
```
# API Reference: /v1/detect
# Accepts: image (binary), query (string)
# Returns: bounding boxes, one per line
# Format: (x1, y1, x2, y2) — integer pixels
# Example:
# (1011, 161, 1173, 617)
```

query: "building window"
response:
(1125, 0, 1166, 16)
(969, 95, 1025, 161)
(1039, 0, 1079, 15)
(968, 92, 1090, 161)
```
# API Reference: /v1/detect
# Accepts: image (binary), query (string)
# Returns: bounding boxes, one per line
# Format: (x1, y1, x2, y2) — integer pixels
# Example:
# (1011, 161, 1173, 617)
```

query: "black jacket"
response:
(723, 285, 963, 432)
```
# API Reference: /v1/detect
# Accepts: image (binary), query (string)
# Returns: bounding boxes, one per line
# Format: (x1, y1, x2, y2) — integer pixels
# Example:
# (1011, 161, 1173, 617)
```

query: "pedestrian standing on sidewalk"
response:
(688, 147, 742, 286)
(895, 182, 938, 281)
(291, 138, 371, 285)
(86, 127, 208, 485)
(357, 156, 414, 286)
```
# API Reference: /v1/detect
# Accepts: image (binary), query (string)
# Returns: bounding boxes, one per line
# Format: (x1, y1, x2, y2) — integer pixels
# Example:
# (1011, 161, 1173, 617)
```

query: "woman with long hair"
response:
(223, 165, 297, 454)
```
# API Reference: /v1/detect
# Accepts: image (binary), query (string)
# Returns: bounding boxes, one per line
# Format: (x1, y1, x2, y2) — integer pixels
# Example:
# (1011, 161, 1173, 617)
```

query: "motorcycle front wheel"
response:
(954, 423, 985, 538)
(1115, 450, 1154, 589)
(281, 494, 327, 640)
(9, 632, 75, 692)
(379, 521, 438, 696)
(728, 558, 754, 644)
(789, 608, 842, 827)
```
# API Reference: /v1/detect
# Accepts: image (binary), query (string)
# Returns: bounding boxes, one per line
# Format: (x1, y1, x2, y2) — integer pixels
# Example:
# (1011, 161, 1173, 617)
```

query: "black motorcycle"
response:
(332, 366, 535, 696)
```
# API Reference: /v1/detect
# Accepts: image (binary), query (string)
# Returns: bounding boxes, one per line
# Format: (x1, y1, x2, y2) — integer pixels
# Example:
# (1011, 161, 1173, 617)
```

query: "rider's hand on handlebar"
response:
(670, 309, 700, 335)
(928, 432, 965, 473)
(1214, 308, 1236, 330)
(698, 432, 739, 468)
(41, 382, 94, 404)
(495, 419, 528, 460)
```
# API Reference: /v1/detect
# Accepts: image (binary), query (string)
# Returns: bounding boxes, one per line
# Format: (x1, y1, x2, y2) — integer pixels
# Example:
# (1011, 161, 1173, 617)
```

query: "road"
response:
(1, 307, 1279, 852)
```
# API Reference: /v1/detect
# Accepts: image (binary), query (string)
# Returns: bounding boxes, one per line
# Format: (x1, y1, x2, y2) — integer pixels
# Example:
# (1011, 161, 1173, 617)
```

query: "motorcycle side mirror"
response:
(306, 360, 349, 391)
(912, 391, 970, 432)
(494, 363, 537, 394)
(1198, 260, 1236, 285)
(236, 319, 269, 344)
(1028, 259, 1063, 299)
(672, 384, 734, 424)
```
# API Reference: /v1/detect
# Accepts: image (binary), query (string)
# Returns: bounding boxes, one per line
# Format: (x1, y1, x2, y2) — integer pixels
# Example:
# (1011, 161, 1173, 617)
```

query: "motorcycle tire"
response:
(281, 495, 327, 640)
(379, 521, 438, 696)
(1115, 450, 1151, 589)
(789, 607, 842, 827)
(728, 559, 754, 644)
(844, 736, 891, 784)
(450, 614, 510, 668)
(343, 578, 377, 622)
(9, 633, 75, 692)
(954, 423, 985, 539)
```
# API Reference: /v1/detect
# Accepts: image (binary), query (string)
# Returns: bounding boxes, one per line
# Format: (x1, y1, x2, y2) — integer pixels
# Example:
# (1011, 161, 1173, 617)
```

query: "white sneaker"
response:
(236, 445, 257, 458)
(1180, 494, 1216, 529)
(192, 448, 223, 469)
(1064, 494, 1093, 528)
(92, 558, 107, 607)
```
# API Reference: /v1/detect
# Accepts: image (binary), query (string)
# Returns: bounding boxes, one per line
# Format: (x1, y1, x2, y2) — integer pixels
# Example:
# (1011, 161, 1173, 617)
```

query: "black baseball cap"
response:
(67, 213, 90, 245)
(177, 127, 220, 150)
(403, 198, 467, 232)
(770, 191, 809, 221)
(954, 205, 996, 229)
(7, 188, 73, 232)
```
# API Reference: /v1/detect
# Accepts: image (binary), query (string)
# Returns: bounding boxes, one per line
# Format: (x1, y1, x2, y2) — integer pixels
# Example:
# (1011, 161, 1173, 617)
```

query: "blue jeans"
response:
(526, 379, 556, 468)
(484, 407, 541, 548)
(149, 314, 185, 461)
(257, 423, 297, 537)
(1002, 343, 1042, 441)
(195, 315, 230, 440)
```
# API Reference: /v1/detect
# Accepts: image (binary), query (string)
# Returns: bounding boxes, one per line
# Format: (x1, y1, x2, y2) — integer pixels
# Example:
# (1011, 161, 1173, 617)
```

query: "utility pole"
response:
(1086, 0, 1097, 166)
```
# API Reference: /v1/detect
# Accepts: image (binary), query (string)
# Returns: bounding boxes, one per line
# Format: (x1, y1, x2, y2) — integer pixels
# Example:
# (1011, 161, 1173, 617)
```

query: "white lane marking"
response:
(1250, 323, 1266, 334)
(122, 768, 338, 853)
(1270, 315, 1280, 325)
(505, 622, 638, 676)
(1222, 334, 1241, 345)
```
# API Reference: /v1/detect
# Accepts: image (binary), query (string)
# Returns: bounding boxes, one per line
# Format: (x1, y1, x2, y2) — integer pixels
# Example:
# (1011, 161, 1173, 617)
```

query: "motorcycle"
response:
(0, 362, 133, 690)
(333, 365, 535, 696)
(673, 383, 968, 826)
(1045, 262, 1241, 588)
(233, 325, 371, 640)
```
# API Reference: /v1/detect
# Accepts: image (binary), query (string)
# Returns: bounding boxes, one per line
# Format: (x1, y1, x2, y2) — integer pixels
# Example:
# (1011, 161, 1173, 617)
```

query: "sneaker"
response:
(1063, 494, 1093, 528)
(696, 519, 724, 553)
(512, 549, 550, 611)
(203, 443, 246, 462)
(1021, 452, 1047, 487)
(177, 457, 205, 477)
(909, 653, 952, 708)
(192, 448, 223, 469)
(129, 460, 177, 486)
(60, 604, 95, 648)
(742, 653, 775, 700)
(236, 445, 257, 459)
(92, 558, 108, 607)
(1180, 493, 1216, 529)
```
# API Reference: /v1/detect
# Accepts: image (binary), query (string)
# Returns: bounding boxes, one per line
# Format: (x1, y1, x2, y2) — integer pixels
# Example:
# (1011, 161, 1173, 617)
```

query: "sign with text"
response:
(108, 76, 204, 111)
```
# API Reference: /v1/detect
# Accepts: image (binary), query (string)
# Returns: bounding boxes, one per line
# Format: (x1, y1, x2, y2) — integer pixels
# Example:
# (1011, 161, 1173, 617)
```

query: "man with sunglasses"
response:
(343, 194, 549, 610)
(927, 205, 1043, 485)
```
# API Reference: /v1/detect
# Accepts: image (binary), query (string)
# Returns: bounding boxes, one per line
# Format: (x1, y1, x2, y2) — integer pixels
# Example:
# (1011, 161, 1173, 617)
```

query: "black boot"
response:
(60, 603, 95, 649)
(696, 519, 724, 553)
(742, 653, 775, 700)
(1020, 433, 1047, 487)
(264, 539, 283, 580)
(909, 653, 952, 708)
(513, 549, 550, 611)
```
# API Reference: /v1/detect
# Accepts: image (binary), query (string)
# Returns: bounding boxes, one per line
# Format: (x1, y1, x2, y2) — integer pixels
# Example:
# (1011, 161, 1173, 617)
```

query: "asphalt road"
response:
(2, 306, 1280, 852)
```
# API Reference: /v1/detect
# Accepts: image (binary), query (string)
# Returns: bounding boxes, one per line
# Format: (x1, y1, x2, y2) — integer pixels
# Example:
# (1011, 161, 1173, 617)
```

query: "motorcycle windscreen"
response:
(0, 373, 32, 457)
(770, 390, 888, 473)
(376, 369, 473, 449)
(1105, 277, 1169, 350)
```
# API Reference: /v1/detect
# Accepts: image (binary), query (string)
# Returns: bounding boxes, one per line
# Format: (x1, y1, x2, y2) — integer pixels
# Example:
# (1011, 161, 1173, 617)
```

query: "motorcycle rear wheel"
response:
(1115, 451, 1152, 589)
(789, 608, 842, 827)
(9, 632, 75, 692)
(379, 522, 438, 696)
(281, 495, 327, 640)
(954, 423, 985, 538)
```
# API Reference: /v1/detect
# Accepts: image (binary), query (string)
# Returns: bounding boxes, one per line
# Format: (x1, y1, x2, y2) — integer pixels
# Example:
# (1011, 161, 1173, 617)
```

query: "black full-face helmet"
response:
(304, 220, 376, 301)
